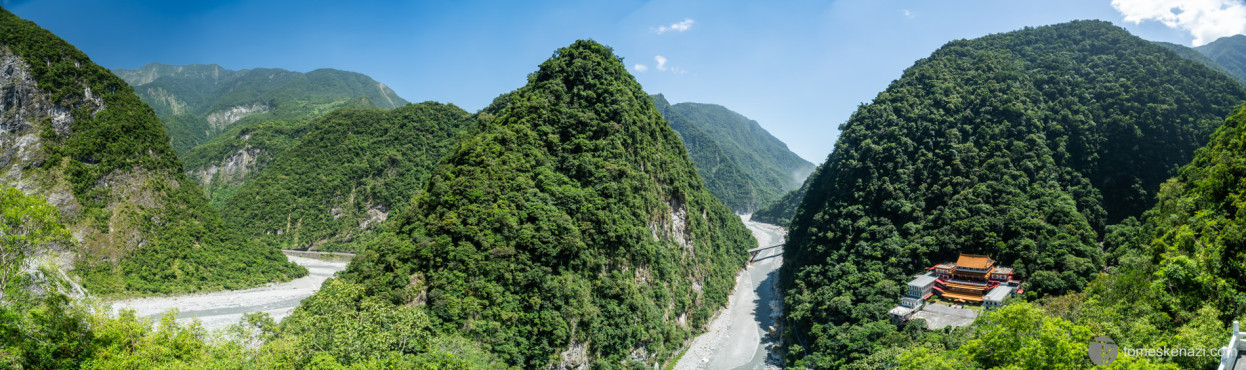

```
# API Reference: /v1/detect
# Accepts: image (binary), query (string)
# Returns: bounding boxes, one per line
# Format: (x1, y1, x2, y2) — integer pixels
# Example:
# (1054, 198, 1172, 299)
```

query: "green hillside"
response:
(0, 9, 304, 295)
(652, 94, 760, 212)
(1197, 34, 1246, 84)
(115, 63, 408, 154)
(778, 20, 1246, 368)
(114, 63, 410, 206)
(655, 98, 814, 212)
(220, 102, 476, 251)
(329, 40, 754, 368)
(1155, 41, 1243, 85)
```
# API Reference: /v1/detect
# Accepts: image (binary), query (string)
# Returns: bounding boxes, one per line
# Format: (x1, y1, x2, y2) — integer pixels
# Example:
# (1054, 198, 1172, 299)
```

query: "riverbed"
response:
(674, 215, 786, 370)
(108, 254, 349, 331)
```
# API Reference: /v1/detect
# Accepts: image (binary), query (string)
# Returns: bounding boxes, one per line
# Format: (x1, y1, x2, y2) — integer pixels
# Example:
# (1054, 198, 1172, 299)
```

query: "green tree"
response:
(0, 187, 71, 293)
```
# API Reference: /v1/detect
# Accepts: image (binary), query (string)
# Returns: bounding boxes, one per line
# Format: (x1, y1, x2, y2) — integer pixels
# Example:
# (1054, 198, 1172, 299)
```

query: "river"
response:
(674, 215, 786, 370)
(108, 253, 349, 331)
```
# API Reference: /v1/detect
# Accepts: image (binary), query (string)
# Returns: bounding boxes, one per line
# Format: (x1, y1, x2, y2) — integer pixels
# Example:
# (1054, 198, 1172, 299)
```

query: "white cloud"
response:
(633, 64, 648, 72)
(654, 55, 668, 71)
(655, 18, 695, 34)
(900, 9, 915, 19)
(1112, 0, 1246, 46)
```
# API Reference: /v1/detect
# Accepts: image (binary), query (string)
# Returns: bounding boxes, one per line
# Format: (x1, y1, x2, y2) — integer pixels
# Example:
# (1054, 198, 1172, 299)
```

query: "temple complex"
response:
(889, 253, 1024, 328)
(929, 254, 1021, 303)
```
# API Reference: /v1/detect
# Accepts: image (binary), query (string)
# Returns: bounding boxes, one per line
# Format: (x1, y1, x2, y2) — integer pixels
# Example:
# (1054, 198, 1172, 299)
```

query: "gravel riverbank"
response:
(674, 215, 786, 370)
(108, 254, 348, 331)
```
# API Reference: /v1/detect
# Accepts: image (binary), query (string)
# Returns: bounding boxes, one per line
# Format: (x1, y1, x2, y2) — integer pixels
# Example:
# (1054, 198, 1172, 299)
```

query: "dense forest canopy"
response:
(0, 8, 304, 295)
(113, 63, 410, 208)
(652, 94, 762, 212)
(114, 63, 408, 154)
(221, 102, 476, 251)
(331, 40, 755, 368)
(779, 20, 1246, 367)
(653, 95, 815, 212)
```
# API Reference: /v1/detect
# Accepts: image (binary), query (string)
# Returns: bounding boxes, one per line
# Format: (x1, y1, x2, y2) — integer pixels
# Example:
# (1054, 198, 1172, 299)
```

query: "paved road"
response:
(675, 215, 785, 370)
(108, 253, 348, 331)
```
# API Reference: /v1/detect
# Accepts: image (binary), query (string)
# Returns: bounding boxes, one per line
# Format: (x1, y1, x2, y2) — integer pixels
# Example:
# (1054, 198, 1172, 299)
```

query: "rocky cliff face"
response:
(1, 9, 305, 294)
(2, 47, 86, 229)
(189, 146, 267, 191)
(206, 103, 271, 130)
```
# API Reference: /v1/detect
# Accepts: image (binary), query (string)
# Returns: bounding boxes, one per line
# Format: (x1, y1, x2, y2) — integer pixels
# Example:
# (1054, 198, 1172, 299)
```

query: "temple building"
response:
(929, 253, 1020, 303)
(889, 253, 1023, 327)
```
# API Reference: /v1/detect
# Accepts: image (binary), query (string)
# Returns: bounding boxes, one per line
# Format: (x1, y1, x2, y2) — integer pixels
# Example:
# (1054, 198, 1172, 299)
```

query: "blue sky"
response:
(5, 0, 1243, 163)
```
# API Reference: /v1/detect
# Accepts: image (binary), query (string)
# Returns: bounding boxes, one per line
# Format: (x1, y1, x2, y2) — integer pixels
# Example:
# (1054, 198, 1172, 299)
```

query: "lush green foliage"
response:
(1155, 41, 1244, 86)
(1, 10, 304, 295)
(652, 94, 761, 212)
(0, 187, 71, 292)
(0, 289, 505, 369)
(652, 94, 815, 212)
(115, 63, 409, 154)
(334, 40, 754, 368)
(116, 63, 410, 208)
(222, 102, 476, 251)
(780, 21, 1246, 367)
(1017, 102, 1246, 369)
(1197, 35, 1246, 84)
(0, 187, 499, 368)
(894, 302, 1168, 369)
(270, 278, 508, 368)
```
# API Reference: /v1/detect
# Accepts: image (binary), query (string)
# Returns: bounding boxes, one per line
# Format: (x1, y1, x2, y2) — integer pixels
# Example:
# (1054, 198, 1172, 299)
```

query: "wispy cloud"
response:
(1112, 0, 1246, 46)
(633, 64, 648, 72)
(649, 55, 686, 75)
(655, 18, 695, 34)
(900, 9, 915, 19)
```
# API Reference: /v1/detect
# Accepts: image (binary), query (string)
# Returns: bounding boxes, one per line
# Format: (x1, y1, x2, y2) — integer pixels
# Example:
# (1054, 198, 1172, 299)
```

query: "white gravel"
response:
(107, 254, 348, 331)
(674, 215, 786, 370)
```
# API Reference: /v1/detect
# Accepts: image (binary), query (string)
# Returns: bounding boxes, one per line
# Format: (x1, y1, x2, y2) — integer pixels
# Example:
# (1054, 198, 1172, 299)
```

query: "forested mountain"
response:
(652, 94, 761, 212)
(316, 40, 754, 368)
(114, 62, 407, 153)
(113, 63, 409, 206)
(220, 102, 476, 251)
(1197, 34, 1246, 83)
(0, 9, 304, 295)
(1155, 41, 1243, 85)
(778, 20, 1246, 367)
(652, 96, 814, 212)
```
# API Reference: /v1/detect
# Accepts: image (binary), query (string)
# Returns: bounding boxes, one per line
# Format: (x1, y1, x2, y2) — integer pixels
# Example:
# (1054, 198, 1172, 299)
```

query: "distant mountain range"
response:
(1197, 34, 1246, 83)
(113, 63, 410, 207)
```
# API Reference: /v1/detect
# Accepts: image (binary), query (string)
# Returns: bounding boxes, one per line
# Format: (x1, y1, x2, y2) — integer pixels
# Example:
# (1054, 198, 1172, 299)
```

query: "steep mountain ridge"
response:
(656, 98, 815, 212)
(220, 102, 476, 251)
(332, 40, 754, 368)
(0, 9, 304, 295)
(1197, 34, 1246, 84)
(652, 94, 762, 212)
(114, 63, 410, 206)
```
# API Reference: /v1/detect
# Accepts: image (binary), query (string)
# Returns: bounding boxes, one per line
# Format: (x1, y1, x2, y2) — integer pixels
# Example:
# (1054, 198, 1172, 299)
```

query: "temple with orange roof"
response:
(890, 253, 1023, 326)
(927, 253, 1023, 303)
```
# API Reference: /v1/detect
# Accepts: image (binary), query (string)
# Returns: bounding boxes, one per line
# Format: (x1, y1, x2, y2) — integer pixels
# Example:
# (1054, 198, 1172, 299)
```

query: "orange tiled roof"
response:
(940, 291, 984, 302)
(955, 254, 995, 270)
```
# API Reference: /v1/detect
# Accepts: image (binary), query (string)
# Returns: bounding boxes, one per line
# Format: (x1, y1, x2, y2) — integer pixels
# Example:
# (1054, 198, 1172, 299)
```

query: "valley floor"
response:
(674, 215, 786, 370)
(107, 253, 349, 331)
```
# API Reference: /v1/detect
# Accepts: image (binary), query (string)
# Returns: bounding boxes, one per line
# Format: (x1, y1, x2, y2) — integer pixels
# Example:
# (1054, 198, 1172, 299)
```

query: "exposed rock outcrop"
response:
(206, 103, 270, 130)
